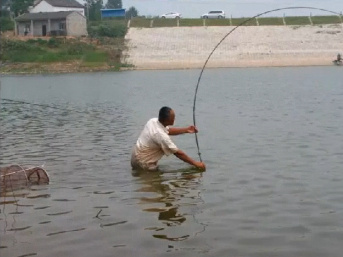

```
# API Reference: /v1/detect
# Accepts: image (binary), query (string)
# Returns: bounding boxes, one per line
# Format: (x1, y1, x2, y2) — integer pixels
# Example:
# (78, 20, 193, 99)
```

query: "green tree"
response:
(105, 0, 121, 9)
(85, 0, 103, 21)
(2, 0, 11, 9)
(125, 6, 138, 19)
(11, 0, 35, 16)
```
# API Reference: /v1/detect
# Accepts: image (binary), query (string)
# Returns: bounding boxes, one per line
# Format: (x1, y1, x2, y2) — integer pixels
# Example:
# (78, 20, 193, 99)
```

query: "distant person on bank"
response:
(131, 106, 206, 171)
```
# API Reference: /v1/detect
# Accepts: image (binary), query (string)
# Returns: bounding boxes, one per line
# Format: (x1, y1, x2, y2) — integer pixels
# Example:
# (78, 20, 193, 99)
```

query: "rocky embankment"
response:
(123, 24, 343, 70)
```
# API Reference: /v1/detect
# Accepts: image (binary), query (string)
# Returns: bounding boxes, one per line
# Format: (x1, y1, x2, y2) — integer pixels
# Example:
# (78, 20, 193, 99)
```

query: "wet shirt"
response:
(131, 118, 179, 170)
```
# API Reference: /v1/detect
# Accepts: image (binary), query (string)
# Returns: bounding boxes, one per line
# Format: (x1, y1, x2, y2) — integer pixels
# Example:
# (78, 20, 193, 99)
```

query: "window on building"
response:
(59, 22, 66, 30)
(25, 24, 30, 31)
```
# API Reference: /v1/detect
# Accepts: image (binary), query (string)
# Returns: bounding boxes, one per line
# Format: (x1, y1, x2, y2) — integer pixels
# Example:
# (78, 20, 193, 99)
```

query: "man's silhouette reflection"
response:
(132, 169, 204, 241)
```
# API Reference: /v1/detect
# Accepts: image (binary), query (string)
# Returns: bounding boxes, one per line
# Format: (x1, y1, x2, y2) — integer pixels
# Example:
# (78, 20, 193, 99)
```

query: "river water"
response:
(1, 66, 343, 257)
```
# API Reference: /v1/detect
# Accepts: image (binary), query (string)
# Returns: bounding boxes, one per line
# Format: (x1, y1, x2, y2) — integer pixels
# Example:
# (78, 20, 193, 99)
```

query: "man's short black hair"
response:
(158, 106, 172, 122)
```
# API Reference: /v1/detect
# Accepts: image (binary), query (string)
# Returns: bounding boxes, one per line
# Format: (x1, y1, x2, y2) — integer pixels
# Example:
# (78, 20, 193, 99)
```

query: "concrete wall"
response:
(17, 22, 31, 36)
(124, 25, 343, 69)
(32, 20, 47, 36)
(30, 1, 53, 13)
(54, 7, 85, 17)
(50, 19, 65, 31)
(66, 12, 87, 36)
(17, 19, 66, 36)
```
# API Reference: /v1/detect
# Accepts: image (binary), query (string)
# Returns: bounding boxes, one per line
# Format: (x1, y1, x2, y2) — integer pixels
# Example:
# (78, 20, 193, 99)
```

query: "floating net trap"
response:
(0, 164, 49, 193)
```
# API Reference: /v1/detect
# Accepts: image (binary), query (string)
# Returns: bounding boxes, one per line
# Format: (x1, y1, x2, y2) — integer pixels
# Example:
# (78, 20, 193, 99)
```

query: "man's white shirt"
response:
(131, 118, 179, 170)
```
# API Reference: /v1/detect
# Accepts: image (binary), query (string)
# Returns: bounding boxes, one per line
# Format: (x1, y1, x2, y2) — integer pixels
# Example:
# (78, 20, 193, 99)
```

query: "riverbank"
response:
(0, 61, 124, 74)
(1, 24, 342, 74)
(0, 33, 127, 74)
(124, 24, 343, 70)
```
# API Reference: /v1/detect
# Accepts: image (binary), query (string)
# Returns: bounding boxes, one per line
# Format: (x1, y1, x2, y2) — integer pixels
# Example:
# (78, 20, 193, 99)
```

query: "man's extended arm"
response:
(169, 126, 198, 136)
(174, 150, 206, 170)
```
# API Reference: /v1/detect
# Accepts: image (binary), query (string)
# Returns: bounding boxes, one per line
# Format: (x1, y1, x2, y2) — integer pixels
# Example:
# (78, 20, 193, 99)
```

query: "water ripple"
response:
(1, 68, 343, 257)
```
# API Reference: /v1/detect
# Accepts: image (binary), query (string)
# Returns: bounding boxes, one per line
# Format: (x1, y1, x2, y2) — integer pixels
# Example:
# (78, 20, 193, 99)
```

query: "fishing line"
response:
(192, 6, 341, 162)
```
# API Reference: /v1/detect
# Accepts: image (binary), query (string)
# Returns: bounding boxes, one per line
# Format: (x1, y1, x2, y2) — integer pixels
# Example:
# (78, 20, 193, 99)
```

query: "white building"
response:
(30, 0, 85, 17)
(15, 11, 87, 37)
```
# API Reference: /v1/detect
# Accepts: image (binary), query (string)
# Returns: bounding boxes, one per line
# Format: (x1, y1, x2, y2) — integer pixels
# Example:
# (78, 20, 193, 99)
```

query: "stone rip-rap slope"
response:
(123, 24, 342, 69)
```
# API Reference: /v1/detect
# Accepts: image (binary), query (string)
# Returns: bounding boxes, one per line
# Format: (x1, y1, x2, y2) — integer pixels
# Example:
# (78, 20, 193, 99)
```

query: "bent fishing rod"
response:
(192, 6, 341, 162)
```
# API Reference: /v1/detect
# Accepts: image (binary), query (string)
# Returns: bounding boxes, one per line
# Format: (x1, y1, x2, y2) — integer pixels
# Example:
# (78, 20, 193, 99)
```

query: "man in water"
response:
(334, 53, 342, 64)
(131, 106, 206, 171)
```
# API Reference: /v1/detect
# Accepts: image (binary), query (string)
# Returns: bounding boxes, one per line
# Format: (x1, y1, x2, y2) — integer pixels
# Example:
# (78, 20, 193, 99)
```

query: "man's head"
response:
(158, 106, 175, 126)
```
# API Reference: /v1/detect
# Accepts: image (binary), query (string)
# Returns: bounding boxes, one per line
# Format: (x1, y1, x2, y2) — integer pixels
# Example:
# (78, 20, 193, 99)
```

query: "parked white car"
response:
(201, 10, 225, 19)
(160, 12, 181, 19)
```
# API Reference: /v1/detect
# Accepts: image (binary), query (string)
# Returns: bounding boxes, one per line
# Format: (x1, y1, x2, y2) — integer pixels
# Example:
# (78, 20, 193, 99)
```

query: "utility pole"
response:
(0, 8, 3, 65)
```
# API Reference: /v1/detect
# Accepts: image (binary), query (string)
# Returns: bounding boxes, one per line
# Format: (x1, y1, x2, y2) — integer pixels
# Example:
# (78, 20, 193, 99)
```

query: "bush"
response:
(25, 38, 60, 48)
(2, 49, 47, 62)
(88, 23, 127, 38)
(47, 37, 59, 48)
(2, 49, 76, 62)
(2, 39, 43, 52)
(1, 40, 44, 62)
(26, 38, 49, 46)
(83, 51, 108, 62)
(0, 17, 14, 31)
(66, 42, 95, 55)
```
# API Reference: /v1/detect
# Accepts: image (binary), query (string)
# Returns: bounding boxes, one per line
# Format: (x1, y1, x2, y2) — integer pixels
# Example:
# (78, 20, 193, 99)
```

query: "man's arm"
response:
(169, 126, 198, 136)
(174, 150, 206, 170)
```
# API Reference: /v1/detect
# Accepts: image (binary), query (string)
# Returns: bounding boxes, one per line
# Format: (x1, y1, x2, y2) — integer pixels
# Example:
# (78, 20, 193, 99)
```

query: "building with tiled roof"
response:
(15, 11, 87, 36)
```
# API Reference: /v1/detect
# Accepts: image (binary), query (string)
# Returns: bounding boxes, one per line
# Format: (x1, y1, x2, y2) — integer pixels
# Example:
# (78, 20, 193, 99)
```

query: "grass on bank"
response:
(128, 15, 342, 28)
(311, 15, 342, 25)
(0, 38, 131, 73)
(257, 17, 284, 26)
(0, 21, 130, 73)
(2, 38, 109, 63)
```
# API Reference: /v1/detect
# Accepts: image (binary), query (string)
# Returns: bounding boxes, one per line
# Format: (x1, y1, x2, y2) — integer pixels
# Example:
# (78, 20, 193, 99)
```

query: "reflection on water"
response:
(133, 169, 206, 241)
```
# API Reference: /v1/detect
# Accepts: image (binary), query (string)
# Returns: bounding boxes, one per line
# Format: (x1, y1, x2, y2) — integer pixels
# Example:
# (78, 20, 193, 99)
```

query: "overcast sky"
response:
(121, 0, 343, 18)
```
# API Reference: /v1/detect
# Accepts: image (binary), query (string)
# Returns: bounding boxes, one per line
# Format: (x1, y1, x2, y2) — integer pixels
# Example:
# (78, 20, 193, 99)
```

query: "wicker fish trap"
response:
(0, 164, 49, 192)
